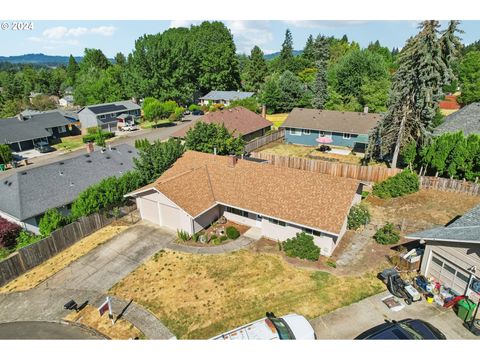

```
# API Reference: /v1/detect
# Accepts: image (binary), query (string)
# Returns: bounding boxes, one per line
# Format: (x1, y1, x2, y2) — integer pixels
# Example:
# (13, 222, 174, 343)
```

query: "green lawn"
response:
(139, 119, 172, 129)
(52, 136, 84, 152)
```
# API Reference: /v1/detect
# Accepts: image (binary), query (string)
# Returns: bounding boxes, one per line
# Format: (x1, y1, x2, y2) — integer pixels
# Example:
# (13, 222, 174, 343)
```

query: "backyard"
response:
(109, 249, 384, 339)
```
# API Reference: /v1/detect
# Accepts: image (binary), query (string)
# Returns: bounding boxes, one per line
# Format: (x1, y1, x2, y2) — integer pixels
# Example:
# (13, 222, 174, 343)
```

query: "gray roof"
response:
(406, 204, 480, 244)
(434, 102, 480, 136)
(0, 111, 70, 144)
(280, 108, 382, 135)
(199, 91, 254, 101)
(80, 100, 140, 116)
(0, 144, 138, 221)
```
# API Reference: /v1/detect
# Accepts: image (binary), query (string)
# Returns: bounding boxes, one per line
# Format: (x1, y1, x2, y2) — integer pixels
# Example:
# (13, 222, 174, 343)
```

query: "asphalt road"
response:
(0, 321, 102, 339)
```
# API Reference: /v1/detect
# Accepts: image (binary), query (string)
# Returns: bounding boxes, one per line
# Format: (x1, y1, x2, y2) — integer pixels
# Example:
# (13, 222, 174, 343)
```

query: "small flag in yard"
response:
(98, 296, 114, 324)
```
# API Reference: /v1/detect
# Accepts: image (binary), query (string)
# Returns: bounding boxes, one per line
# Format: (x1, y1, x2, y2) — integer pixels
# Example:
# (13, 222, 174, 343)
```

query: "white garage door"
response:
(160, 203, 182, 231)
(427, 253, 470, 294)
(140, 198, 160, 225)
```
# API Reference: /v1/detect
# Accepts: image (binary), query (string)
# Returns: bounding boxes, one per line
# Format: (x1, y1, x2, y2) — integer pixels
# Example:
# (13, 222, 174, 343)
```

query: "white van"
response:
(211, 312, 316, 340)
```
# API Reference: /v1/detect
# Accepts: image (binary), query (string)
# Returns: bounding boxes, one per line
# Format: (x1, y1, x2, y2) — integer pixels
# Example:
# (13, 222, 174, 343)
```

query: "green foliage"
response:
(82, 130, 114, 145)
(0, 144, 13, 165)
(30, 94, 57, 111)
(177, 229, 190, 242)
(184, 122, 245, 156)
(134, 138, 150, 150)
(227, 98, 260, 113)
(226, 226, 240, 240)
(419, 132, 480, 181)
(143, 98, 181, 123)
(220, 235, 228, 242)
(243, 46, 268, 92)
(71, 171, 143, 219)
(312, 35, 329, 109)
(188, 104, 201, 112)
(80, 48, 111, 71)
(347, 203, 371, 230)
(16, 231, 41, 249)
(372, 170, 420, 199)
(39, 208, 67, 238)
(326, 259, 337, 268)
(283, 232, 320, 261)
(458, 51, 480, 105)
(401, 141, 417, 168)
(374, 223, 400, 245)
(133, 138, 185, 184)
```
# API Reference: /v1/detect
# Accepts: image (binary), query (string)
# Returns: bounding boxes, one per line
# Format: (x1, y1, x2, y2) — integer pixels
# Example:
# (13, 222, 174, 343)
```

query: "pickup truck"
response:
(211, 312, 316, 340)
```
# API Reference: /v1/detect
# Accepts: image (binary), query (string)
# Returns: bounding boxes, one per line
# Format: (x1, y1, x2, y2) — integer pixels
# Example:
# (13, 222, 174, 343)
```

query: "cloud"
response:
(90, 26, 117, 37)
(225, 20, 274, 54)
(169, 20, 200, 28)
(283, 20, 371, 29)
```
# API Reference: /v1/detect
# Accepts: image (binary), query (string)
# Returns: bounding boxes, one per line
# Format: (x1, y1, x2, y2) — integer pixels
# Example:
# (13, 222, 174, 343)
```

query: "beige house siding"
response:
(223, 209, 258, 228)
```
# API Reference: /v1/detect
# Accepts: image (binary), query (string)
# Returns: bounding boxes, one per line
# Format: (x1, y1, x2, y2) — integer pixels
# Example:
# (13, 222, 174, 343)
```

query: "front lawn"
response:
(52, 135, 84, 152)
(139, 119, 172, 129)
(109, 250, 384, 339)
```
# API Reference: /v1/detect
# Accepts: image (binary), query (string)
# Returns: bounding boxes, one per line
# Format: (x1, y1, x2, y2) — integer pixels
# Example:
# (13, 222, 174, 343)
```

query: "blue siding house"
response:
(281, 108, 381, 151)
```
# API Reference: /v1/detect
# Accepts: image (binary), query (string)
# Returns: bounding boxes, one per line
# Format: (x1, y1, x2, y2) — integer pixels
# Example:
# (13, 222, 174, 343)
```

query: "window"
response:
(303, 129, 311, 135)
(343, 133, 352, 139)
(289, 128, 301, 136)
(226, 206, 249, 218)
(58, 125, 67, 133)
(99, 114, 106, 120)
(269, 218, 286, 227)
(319, 131, 325, 137)
(303, 228, 322, 237)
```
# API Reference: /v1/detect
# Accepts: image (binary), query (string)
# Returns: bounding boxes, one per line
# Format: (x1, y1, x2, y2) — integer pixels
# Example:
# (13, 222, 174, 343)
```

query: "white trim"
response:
(283, 126, 362, 136)
(303, 129, 311, 135)
(405, 236, 480, 245)
(289, 128, 302, 136)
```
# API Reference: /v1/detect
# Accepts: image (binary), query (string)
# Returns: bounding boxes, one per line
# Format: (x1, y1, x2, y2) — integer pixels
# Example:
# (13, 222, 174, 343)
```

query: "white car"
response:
(211, 313, 316, 340)
(120, 124, 138, 132)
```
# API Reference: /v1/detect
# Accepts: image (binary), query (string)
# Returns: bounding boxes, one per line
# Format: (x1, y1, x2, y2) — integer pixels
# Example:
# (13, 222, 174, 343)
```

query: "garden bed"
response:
(176, 220, 249, 247)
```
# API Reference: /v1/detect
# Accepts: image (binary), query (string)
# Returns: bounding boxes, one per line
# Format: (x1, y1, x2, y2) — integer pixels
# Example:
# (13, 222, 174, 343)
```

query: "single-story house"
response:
(125, 150, 362, 256)
(280, 108, 381, 151)
(406, 204, 480, 296)
(0, 144, 138, 234)
(59, 95, 74, 107)
(434, 102, 480, 136)
(0, 110, 75, 152)
(78, 100, 141, 133)
(171, 106, 272, 142)
(199, 91, 255, 106)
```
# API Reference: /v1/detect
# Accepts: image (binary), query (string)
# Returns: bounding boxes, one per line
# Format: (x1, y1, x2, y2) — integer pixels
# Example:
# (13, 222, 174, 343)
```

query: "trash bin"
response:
(0, 164, 5, 171)
(457, 299, 476, 322)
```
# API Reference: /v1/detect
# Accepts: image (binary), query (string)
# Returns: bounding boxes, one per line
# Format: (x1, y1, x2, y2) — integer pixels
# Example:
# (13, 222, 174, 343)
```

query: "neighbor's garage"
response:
(422, 241, 479, 295)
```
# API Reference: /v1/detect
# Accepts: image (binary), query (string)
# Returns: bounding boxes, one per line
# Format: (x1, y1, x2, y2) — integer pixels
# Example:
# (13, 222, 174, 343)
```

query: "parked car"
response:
(120, 124, 138, 132)
(34, 141, 55, 153)
(192, 110, 204, 116)
(355, 319, 446, 339)
(210, 312, 316, 340)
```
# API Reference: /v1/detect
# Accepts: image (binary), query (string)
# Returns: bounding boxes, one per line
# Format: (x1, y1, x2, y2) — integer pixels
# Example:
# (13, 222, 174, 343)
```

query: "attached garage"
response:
(138, 197, 160, 226)
(425, 252, 471, 294)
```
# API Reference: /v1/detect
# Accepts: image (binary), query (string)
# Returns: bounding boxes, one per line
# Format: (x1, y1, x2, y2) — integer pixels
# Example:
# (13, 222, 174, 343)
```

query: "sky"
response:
(1, 20, 479, 58)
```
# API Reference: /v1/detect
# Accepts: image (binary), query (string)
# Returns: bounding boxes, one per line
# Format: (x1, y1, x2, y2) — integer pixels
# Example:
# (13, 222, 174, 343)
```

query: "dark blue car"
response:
(355, 319, 447, 339)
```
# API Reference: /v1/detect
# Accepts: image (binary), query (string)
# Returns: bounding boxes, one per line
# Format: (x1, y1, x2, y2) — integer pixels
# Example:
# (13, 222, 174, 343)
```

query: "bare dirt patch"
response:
(109, 249, 384, 339)
(0, 224, 129, 293)
(64, 305, 144, 340)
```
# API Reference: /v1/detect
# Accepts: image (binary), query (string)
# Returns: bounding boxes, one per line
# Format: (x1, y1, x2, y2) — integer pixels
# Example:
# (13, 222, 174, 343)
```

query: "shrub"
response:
(0, 247, 14, 260)
(212, 238, 221, 245)
(0, 217, 21, 249)
(326, 259, 337, 268)
(191, 232, 200, 242)
(39, 208, 67, 238)
(372, 170, 419, 199)
(87, 127, 99, 135)
(82, 131, 114, 145)
(210, 234, 218, 241)
(374, 223, 400, 245)
(188, 104, 200, 112)
(16, 230, 41, 249)
(282, 232, 320, 261)
(220, 235, 228, 242)
(361, 191, 370, 199)
(0, 144, 13, 165)
(226, 226, 240, 240)
(177, 229, 190, 242)
(347, 203, 371, 230)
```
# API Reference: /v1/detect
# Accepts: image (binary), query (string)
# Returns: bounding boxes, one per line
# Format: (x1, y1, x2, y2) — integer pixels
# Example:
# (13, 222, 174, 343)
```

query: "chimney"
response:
(261, 105, 266, 119)
(364, 106, 369, 114)
(86, 143, 94, 153)
(228, 155, 238, 167)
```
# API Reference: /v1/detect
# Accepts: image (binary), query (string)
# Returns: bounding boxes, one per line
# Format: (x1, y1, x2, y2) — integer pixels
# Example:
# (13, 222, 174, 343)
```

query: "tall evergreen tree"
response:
(243, 46, 268, 92)
(312, 35, 329, 109)
(302, 35, 315, 63)
(279, 29, 294, 70)
(114, 52, 127, 67)
(66, 55, 79, 86)
(80, 48, 111, 71)
(367, 21, 461, 168)
(439, 20, 463, 85)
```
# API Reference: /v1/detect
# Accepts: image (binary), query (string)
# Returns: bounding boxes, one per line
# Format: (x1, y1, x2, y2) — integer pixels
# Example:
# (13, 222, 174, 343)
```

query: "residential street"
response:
(0, 321, 103, 339)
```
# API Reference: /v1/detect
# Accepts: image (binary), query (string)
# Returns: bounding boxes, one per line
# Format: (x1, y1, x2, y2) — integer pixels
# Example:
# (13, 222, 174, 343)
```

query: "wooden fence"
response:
(244, 129, 285, 153)
(249, 152, 401, 183)
(0, 204, 137, 287)
(420, 176, 480, 196)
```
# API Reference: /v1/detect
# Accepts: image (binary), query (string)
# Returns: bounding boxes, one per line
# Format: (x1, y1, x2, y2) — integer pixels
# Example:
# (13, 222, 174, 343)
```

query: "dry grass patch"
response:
(110, 250, 384, 339)
(258, 143, 315, 158)
(0, 225, 129, 293)
(367, 189, 480, 233)
(64, 305, 144, 339)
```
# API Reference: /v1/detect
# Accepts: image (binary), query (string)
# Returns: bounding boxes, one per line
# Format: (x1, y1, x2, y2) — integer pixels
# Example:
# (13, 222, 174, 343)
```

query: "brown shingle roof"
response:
(281, 108, 381, 135)
(134, 151, 360, 234)
(171, 106, 272, 138)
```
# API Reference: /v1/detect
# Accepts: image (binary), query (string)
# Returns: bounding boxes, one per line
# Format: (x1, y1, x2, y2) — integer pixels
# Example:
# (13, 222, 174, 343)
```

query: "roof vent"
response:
(4, 180, 8, 184)
(127, 150, 132, 153)
(120, 162, 123, 165)
(111, 147, 116, 150)
(106, 156, 111, 159)
(7, 182, 12, 186)
(59, 161, 64, 165)
(59, 171, 64, 176)
(21, 172, 27, 175)
(86, 160, 92, 163)
(84, 154, 90, 158)
(69, 182, 74, 187)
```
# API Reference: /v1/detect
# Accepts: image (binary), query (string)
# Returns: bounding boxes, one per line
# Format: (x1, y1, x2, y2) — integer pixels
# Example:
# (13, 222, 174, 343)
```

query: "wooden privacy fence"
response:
(249, 152, 401, 183)
(0, 204, 137, 287)
(244, 129, 285, 153)
(420, 176, 480, 196)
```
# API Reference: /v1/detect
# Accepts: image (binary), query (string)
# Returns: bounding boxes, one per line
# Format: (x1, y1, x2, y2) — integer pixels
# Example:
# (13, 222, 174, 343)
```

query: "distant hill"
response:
(0, 53, 86, 66)
(264, 50, 303, 60)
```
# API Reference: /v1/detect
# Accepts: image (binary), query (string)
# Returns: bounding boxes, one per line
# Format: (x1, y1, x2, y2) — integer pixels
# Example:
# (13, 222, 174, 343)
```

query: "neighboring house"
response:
(78, 100, 141, 133)
(125, 150, 362, 256)
(199, 91, 255, 106)
(59, 95, 74, 107)
(406, 204, 480, 295)
(171, 106, 272, 142)
(0, 144, 138, 234)
(434, 102, 480, 136)
(0, 111, 74, 152)
(281, 108, 381, 151)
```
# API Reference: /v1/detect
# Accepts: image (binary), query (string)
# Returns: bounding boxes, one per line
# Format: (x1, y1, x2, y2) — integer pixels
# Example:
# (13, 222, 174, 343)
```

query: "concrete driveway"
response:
(39, 222, 176, 292)
(310, 291, 477, 339)
(0, 321, 103, 339)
